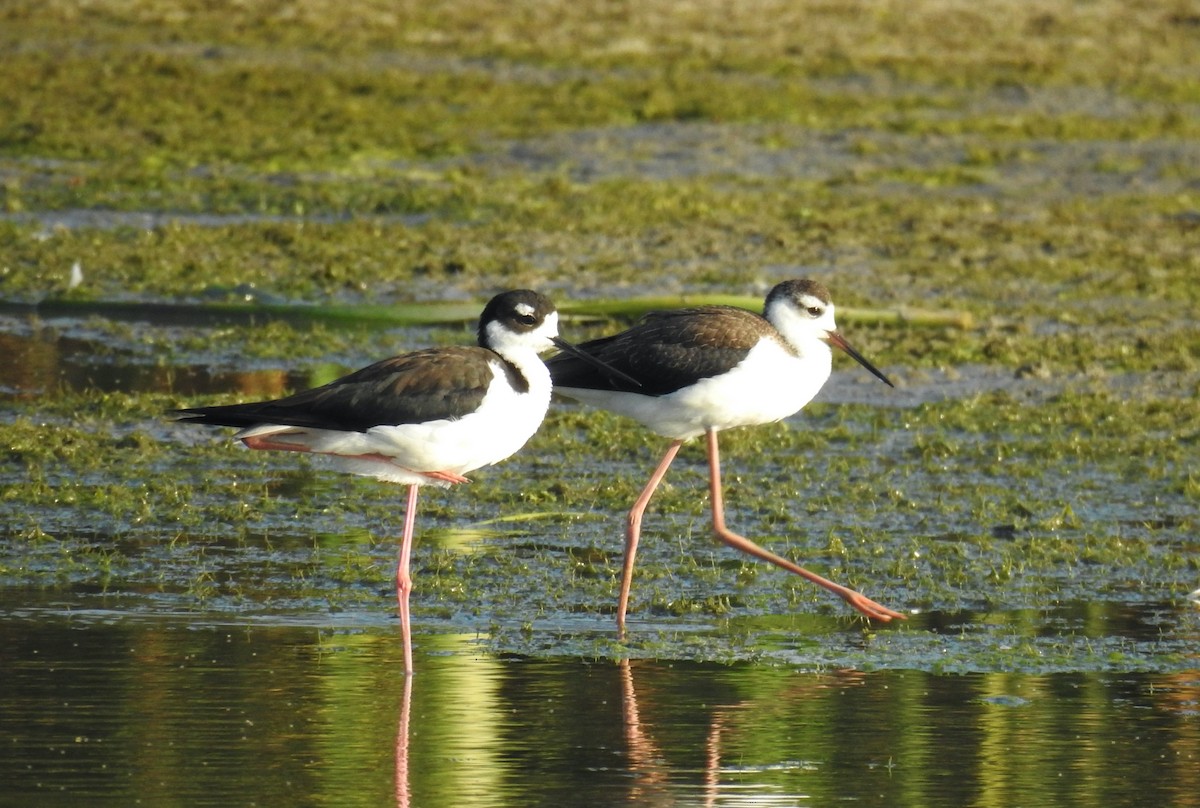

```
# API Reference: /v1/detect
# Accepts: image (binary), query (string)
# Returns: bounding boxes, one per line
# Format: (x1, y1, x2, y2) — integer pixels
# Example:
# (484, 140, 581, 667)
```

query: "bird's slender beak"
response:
(824, 331, 894, 388)
(550, 337, 643, 388)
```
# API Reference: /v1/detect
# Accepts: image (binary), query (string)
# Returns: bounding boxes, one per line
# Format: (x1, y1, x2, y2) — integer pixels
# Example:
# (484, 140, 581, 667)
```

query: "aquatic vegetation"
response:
(1, 0, 1197, 671)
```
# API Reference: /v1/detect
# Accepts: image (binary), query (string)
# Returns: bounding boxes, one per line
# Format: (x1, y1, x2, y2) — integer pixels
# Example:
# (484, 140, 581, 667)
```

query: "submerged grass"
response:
(2, 385, 1196, 662)
(1, 1, 1198, 668)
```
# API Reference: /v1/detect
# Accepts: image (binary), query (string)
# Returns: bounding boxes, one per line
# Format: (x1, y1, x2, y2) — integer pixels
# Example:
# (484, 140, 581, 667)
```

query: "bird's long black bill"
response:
(550, 337, 642, 388)
(826, 331, 895, 388)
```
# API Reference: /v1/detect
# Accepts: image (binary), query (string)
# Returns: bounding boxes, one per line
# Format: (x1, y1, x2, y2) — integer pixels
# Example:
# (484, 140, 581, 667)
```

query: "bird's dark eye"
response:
(807, 306, 822, 317)
(517, 314, 537, 326)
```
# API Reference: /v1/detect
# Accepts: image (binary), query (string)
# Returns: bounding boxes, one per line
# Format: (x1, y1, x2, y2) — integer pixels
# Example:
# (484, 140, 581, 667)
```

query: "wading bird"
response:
(176, 290, 623, 673)
(547, 279, 906, 631)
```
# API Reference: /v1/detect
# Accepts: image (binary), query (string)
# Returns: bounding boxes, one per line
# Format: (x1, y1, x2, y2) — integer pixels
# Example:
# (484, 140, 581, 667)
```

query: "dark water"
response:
(4, 311, 1200, 807)
(3, 610, 1199, 808)
(0, 312, 320, 399)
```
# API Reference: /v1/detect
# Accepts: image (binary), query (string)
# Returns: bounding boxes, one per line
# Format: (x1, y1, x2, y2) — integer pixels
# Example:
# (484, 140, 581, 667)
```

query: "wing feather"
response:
(176, 347, 506, 431)
(548, 307, 772, 396)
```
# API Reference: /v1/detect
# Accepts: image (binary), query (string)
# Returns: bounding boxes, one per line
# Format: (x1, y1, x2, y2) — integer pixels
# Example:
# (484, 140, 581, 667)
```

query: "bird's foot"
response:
(844, 590, 907, 622)
(421, 470, 471, 485)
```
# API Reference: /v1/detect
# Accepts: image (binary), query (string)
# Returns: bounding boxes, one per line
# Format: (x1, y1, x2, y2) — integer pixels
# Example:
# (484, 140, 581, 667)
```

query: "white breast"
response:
(241, 357, 553, 486)
(559, 338, 833, 440)
(375, 359, 551, 468)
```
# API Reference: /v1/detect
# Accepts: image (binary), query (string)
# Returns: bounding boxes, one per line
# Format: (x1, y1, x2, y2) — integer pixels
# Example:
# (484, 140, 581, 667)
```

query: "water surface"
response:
(3, 307, 1198, 807)
(4, 610, 1198, 808)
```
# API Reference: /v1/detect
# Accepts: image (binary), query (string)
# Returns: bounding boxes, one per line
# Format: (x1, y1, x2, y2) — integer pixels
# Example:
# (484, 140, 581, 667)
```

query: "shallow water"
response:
(4, 5, 1200, 803)
(3, 306, 1199, 806)
(3, 610, 1198, 808)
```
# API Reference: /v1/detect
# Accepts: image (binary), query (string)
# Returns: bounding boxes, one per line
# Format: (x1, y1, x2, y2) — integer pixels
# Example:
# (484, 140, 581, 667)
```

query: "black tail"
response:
(172, 403, 268, 429)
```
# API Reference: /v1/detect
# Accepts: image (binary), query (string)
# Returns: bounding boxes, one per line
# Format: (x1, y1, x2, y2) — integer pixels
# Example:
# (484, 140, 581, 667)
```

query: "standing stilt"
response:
(175, 290, 628, 673)
(548, 279, 906, 628)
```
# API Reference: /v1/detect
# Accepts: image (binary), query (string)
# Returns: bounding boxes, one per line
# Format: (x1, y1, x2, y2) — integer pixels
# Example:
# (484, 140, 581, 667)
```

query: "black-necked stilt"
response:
(175, 289, 619, 673)
(547, 279, 906, 630)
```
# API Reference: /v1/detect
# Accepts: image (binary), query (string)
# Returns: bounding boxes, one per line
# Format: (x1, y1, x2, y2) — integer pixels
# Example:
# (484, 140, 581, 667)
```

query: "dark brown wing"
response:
(175, 346, 514, 432)
(547, 306, 773, 396)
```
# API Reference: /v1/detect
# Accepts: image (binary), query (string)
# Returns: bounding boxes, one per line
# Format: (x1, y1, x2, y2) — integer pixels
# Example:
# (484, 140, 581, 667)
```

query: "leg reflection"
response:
(619, 658, 671, 801)
(395, 673, 413, 808)
(619, 658, 731, 806)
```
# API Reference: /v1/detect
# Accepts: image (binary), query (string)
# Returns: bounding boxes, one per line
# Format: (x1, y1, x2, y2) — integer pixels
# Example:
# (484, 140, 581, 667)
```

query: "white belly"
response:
(238, 363, 552, 486)
(559, 340, 832, 439)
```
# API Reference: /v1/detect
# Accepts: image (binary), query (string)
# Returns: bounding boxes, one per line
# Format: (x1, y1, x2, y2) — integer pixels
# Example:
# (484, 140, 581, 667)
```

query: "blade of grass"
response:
(4, 296, 972, 330)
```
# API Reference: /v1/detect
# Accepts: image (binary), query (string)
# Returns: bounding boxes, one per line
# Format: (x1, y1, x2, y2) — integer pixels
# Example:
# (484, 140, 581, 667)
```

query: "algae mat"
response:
(1, 1, 1198, 673)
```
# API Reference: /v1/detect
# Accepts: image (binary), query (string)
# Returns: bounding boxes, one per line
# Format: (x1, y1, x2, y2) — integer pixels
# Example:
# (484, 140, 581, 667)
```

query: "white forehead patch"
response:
(797, 294, 824, 310)
(515, 302, 536, 317)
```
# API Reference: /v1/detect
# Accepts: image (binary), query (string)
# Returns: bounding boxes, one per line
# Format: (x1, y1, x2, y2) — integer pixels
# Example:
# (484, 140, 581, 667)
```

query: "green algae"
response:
(1, 2, 1198, 340)
(2, 1, 1198, 670)
(2, 1, 1197, 177)
(3, 384, 1196, 629)
(4, 181, 1196, 339)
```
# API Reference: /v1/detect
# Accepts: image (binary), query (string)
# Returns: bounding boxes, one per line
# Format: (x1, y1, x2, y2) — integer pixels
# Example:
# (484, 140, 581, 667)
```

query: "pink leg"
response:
(242, 434, 312, 452)
(398, 484, 420, 674)
(343, 455, 471, 485)
(704, 429, 906, 622)
(420, 470, 471, 485)
(619, 440, 683, 634)
(241, 438, 470, 486)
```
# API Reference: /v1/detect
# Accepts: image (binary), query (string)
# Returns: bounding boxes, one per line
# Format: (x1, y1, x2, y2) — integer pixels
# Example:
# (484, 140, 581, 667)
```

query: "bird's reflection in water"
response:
(620, 658, 673, 804)
(620, 658, 866, 808)
(621, 657, 737, 808)
(395, 673, 413, 808)
(389, 652, 863, 807)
